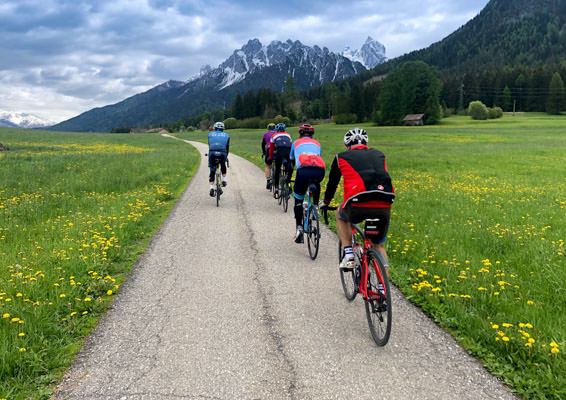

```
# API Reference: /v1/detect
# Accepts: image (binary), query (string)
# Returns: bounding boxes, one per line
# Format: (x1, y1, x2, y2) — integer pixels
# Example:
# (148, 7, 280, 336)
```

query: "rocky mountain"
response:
(0, 111, 53, 129)
(341, 37, 387, 69)
(50, 39, 366, 132)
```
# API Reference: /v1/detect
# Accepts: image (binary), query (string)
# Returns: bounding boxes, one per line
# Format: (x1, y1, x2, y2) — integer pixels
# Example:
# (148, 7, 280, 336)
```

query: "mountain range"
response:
(50, 38, 386, 132)
(0, 111, 53, 129)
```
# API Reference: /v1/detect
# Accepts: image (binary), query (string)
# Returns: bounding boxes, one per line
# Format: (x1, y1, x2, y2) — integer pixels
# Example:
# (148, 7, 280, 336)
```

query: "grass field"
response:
(0, 129, 199, 399)
(179, 113, 565, 399)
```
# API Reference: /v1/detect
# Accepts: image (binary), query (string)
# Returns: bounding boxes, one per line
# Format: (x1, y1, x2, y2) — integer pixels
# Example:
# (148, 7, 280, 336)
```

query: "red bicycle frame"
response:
(353, 227, 387, 302)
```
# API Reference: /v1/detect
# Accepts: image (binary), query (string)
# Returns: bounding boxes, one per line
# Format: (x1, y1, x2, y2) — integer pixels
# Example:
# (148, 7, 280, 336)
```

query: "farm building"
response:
(403, 114, 425, 126)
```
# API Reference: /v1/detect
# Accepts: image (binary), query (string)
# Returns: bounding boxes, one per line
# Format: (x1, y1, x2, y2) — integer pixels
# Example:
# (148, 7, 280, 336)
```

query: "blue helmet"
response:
(275, 123, 286, 132)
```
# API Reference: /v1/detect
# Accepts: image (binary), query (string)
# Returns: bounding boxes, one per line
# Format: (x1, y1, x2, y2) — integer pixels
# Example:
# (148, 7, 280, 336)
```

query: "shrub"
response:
(332, 113, 358, 124)
(468, 101, 488, 120)
(238, 117, 263, 129)
(488, 107, 503, 119)
(223, 117, 237, 129)
(273, 115, 292, 127)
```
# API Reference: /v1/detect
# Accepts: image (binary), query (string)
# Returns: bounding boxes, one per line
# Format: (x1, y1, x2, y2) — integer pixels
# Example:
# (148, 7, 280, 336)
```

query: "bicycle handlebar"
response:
(322, 206, 338, 225)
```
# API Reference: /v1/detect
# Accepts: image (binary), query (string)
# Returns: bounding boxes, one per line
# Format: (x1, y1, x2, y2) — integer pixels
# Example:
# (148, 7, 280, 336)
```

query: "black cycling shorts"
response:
(338, 206, 391, 244)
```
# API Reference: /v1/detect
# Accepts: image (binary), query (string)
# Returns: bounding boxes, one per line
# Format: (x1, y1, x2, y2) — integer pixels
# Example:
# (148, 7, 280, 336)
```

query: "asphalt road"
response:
(53, 139, 518, 400)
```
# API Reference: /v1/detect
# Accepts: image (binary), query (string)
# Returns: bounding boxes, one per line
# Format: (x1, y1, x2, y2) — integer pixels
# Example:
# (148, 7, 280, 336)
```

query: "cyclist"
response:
(261, 122, 276, 190)
(268, 123, 292, 199)
(208, 121, 230, 197)
(319, 127, 395, 270)
(289, 123, 325, 243)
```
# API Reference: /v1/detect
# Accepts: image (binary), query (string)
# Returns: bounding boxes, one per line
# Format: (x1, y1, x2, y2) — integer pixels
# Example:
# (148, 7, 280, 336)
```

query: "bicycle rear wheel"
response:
(216, 172, 221, 207)
(364, 248, 392, 346)
(306, 207, 320, 260)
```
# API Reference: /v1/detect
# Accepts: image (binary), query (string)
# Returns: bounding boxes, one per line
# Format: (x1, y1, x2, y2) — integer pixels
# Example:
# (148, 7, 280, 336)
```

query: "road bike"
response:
(278, 159, 291, 212)
(205, 153, 228, 207)
(323, 207, 392, 346)
(302, 183, 321, 260)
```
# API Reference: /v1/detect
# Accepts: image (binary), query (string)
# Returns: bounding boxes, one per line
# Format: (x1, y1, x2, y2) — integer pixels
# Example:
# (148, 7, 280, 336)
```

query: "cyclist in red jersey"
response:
(319, 127, 395, 271)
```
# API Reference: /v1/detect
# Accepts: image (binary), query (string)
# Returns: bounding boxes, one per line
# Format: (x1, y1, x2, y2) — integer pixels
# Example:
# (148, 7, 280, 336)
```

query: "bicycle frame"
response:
(303, 185, 315, 233)
(352, 225, 387, 302)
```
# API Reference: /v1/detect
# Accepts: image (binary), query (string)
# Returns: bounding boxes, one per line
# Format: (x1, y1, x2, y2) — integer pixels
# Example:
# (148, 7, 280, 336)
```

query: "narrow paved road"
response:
(53, 140, 517, 400)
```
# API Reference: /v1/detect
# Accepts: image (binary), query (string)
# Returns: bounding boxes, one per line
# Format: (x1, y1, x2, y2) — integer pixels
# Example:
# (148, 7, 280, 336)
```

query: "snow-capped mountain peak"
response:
(0, 111, 53, 129)
(199, 38, 367, 90)
(342, 36, 387, 69)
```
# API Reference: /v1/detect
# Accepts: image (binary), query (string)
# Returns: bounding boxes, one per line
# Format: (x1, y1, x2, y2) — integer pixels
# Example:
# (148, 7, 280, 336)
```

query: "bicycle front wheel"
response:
(306, 207, 320, 260)
(364, 249, 392, 346)
(338, 230, 362, 301)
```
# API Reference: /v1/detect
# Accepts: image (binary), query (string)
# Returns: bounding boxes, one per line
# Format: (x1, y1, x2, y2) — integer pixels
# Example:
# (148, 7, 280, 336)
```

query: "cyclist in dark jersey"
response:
(268, 123, 292, 199)
(320, 127, 395, 270)
(261, 122, 276, 190)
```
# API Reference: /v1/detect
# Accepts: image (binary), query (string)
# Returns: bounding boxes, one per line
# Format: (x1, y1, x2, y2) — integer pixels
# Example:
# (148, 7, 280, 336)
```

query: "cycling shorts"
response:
(337, 205, 390, 244)
(293, 166, 325, 199)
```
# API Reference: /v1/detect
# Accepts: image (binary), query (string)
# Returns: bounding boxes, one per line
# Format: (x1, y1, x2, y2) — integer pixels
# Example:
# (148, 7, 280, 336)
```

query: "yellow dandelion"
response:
(527, 300, 534, 305)
(502, 323, 513, 328)
(84, 297, 91, 302)
(18, 332, 25, 337)
(551, 348, 560, 354)
(2, 313, 9, 319)
(107, 290, 113, 296)
(492, 324, 499, 329)
(19, 347, 26, 352)
(502, 336, 510, 342)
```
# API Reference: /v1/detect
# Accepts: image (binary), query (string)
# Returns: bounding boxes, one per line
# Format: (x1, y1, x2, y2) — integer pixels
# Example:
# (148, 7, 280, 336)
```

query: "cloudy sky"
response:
(0, 0, 490, 123)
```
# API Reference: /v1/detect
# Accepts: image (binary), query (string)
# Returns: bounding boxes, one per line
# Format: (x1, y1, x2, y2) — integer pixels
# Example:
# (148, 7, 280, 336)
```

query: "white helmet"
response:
(213, 121, 225, 131)
(344, 127, 368, 146)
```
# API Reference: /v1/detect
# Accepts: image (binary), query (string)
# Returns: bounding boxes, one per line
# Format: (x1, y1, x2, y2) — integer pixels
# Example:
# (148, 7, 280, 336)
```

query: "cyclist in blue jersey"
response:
(268, 123, 292, 199)
(208, 121, 230, 197)
(289, 124, 326, 243)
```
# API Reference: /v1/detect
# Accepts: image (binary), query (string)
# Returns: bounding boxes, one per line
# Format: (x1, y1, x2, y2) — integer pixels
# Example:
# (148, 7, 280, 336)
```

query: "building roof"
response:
(403, 114, 425, 121)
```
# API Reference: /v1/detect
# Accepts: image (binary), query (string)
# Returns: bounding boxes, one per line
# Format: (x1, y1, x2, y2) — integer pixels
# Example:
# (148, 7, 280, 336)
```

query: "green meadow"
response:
(180, 113, 566, 399)
(0, 129, 198, 399)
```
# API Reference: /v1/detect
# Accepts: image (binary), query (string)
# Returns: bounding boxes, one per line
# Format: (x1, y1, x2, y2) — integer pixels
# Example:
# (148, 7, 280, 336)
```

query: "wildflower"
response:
(551, 347, 560, 354)
(18, 332, 25, 337)
(527, 300, 534, 305)
(107, 290, 113, 296)
(2, 313, 9, 319)
(19, 347, 26, 352)
(502, 336, 510, 342)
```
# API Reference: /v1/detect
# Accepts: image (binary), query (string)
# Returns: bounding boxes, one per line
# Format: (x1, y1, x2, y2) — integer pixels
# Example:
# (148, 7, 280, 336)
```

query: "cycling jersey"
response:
(261, 130, 275, 157)
(268, 131, 292, 160)
(208, 130, 230, 154)
(290, 137, 325, 169)
(324, 144, 394, 208)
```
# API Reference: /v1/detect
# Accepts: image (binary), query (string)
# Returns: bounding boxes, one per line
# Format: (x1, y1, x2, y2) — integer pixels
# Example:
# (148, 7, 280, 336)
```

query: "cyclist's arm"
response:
(225, 135, 230, 155)
(323, 155, 341, 203)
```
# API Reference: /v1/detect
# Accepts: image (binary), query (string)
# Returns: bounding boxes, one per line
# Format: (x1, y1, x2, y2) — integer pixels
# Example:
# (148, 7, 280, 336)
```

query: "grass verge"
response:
(0, 128, 198, 399)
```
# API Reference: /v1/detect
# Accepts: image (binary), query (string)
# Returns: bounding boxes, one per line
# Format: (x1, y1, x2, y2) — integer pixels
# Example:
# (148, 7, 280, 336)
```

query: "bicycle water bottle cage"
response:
(365, 219, 381, 236)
